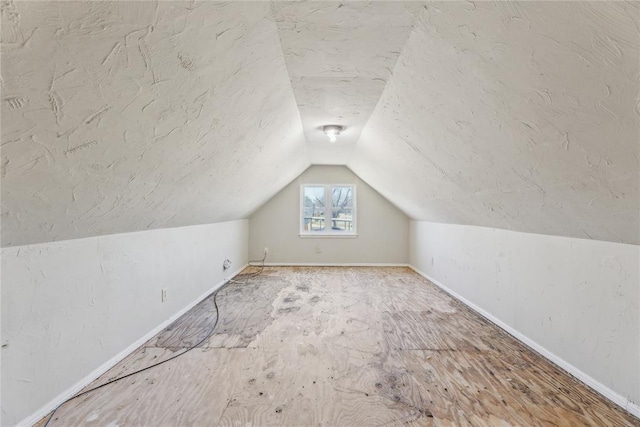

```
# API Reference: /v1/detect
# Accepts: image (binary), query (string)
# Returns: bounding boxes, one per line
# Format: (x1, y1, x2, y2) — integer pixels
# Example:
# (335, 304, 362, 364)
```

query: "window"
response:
(300, 184, 356, 236)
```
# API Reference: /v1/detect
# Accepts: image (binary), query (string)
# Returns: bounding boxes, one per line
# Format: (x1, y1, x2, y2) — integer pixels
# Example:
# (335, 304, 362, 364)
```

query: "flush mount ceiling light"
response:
(322, 125, 344, 143)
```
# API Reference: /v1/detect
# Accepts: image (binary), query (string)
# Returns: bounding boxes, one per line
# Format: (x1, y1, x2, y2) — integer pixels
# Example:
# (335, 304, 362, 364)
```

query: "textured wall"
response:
(249, 165, 409, 264)
(4, 1, 636, 246)
(1, 1, 309, 247)
(351, 2, 640, 244)
(410, 220, 640, 413)
(1, 220, 248, 425)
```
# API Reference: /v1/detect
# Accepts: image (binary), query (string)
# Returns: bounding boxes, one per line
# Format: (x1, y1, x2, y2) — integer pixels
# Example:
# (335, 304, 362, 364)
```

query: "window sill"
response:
(299, 233, 358, 239)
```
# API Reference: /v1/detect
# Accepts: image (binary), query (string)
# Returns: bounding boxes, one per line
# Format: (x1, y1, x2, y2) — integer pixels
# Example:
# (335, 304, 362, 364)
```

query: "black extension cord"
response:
(42, 256, 266, 427)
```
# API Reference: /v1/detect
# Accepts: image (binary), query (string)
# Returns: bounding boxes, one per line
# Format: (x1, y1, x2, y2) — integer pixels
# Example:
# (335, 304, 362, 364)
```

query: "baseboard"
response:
(17, 264, 248, 427)
(408, 265, 640, 420)
(263, 262, 411, 267)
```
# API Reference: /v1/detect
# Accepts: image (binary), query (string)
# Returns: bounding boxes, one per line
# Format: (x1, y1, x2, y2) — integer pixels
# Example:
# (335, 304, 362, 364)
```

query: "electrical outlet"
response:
(161, 289, 168, 302)
(264, 247, 269, 255)
(316, 245, 322, 254)
(223, 259, 231, 270)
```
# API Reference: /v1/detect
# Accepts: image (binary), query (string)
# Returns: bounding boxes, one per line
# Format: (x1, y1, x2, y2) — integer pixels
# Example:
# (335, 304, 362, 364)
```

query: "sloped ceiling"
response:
(272, 2, 421, 164)
(350, 1, 640, 244)
(1, 1, 309, 246)
(2, 1, 639, 247)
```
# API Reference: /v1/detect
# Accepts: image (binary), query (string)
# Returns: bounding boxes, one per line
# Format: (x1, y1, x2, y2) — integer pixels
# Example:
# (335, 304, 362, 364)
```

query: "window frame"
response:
(299, 184, 357, 238)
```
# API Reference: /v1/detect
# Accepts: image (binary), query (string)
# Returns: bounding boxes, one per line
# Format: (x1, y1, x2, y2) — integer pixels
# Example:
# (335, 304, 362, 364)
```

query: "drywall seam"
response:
(409, 265, 640, 420)
(16, 264, 248, 427)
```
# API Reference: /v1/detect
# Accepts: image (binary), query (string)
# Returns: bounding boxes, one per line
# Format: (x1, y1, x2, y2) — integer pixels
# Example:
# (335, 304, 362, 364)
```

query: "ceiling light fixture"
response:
(322, 125, 344, 143)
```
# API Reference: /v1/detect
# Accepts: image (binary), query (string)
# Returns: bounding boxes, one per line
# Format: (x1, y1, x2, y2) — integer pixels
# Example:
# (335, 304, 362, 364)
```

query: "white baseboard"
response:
(18, 264, 248, 427)
(22, 263, 637, 424)
(263, 262, 410, 267)
(408, 265, 640, 420)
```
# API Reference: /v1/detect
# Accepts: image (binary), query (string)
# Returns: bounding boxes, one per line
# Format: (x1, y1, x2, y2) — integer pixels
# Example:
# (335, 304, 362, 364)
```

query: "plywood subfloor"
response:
(39, 267, 639, 426)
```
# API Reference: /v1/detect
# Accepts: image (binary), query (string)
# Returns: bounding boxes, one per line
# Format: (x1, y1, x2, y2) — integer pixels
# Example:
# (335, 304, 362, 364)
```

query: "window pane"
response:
(332, 186, 353, 210)
(331, 208, 353, 231)
(330, 186, 353, 231)
(303, 186, 325, 232)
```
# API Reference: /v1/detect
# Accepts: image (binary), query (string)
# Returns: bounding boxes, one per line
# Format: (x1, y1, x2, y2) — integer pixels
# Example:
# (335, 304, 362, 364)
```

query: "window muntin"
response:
(301, 184, 356, 236)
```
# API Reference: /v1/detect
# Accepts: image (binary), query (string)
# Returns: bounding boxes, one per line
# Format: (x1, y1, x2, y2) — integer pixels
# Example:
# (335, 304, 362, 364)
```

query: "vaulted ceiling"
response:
(2, 1, 639, 246)
(272, 2, 421, 164)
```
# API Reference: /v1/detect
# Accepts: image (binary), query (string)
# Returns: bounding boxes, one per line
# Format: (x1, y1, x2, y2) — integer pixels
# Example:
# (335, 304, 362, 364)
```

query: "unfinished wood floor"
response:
(40, 267, 639, 426)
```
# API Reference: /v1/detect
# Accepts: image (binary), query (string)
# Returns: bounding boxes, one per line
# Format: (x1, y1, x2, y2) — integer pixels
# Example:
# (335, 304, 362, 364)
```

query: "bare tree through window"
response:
(301, 185, 356, 234)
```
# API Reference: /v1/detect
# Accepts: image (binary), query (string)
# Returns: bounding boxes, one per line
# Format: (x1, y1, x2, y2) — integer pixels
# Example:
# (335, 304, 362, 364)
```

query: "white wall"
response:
(410, 221, 640, 415)
(249, 165, 409, 264)
(1, 220, 248, 426)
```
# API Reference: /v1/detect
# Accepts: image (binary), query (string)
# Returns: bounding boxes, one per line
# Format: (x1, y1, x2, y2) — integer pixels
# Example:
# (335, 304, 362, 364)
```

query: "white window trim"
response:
(299, 184, 357, 237)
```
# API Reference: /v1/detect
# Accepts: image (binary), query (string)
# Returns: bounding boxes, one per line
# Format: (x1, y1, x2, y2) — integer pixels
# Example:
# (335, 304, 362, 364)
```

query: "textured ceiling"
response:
(272, 2, 421, 164)
(2, 1, 639, 247)
(1, 1, 309, 246)
(350, 1, 640, 244)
